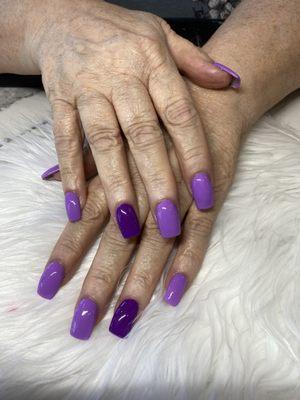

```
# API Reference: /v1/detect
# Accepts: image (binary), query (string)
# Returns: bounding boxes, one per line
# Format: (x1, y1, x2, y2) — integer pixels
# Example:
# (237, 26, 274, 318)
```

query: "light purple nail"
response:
(65, 191, 81, 222)
(164, 273, 187, 307)
(191, 173, 214, 210)
(37, 261, 65, 300)
(213, 62, 241, 89)
(70, 298, 98, 340)
(41, 164, 60, 180)
(155, 199, 181, 239)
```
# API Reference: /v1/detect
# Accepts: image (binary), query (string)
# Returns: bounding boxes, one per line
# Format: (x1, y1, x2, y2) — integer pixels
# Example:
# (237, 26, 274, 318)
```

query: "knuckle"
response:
(132, 269, 153, 290)
(82, 196, 107, 224)
(126, 120, 162, 150)
(180, 145, 207, 166)
(104, 227, 128, 249)
(88, 268, 115, 288)
(176, 247, 200, 269)
(164, 98, 198, 128)
(188, 215, 213, 240)
(87, 125, 122, 151)
(56, 236, 81, 258)
(142, 219, 164, 246)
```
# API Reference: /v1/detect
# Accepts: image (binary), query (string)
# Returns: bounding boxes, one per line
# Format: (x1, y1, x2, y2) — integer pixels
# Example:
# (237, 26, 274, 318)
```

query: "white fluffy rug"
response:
(0, 91, 300, 400)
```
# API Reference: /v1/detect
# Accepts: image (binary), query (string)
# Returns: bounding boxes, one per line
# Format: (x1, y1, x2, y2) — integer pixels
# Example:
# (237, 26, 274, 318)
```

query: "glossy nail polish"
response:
(109, 299, 139, 338)
(70, 298, 98, 340)
(155, 199, 181, 239)
(213, 62, 241, 89)
(191, 173, 214, 210)
(116, 203, 141, 239)
(41, 164, 60, 180)
(37, 261, 65, 300)
(65, 191, 81, 222)
(164, 273, 187, 307)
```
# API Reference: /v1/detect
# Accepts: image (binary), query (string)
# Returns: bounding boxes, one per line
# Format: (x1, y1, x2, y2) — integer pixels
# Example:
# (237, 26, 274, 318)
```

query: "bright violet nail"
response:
(116, 203, 141, 239)
(65, 191, 81, 222)
(41, 164, 60, 180)
(109, 299, 139, 338)
(37, 261, 65, 300)
(155, 199, 181, 239)
(164, 273, 187, 307)
(213, 62, 241, 89)
(70, 298, 98, 340)
(191, 173, 214, 210)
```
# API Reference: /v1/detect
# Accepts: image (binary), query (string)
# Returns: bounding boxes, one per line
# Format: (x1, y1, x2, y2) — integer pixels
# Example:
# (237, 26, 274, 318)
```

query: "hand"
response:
(37, 80, 244, 339)
(28, 0, 237, 238)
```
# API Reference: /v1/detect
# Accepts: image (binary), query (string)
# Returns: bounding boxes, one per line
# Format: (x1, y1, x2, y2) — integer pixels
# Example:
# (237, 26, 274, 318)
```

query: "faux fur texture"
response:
(0, 91, 300, 400)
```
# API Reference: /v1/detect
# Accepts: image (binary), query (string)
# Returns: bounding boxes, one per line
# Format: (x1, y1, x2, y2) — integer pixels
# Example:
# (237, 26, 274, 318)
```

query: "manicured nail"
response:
(164, 273, 187, 307)
(116, 203, 141, 239)
(70, 298, 98, 340)
(191, 173, 214, 210)
(41, 164, 60, 180)
(109, 299, 139, 338)
(155, 199, 181, 239)
(213, 62, 241, 89)
(37, 261, 65, 300)
(65, 191, 81, 222)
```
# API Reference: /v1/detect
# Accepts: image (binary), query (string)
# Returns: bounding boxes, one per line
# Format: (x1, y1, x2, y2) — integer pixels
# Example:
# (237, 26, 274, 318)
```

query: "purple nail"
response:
(116, 203, 141, 239)
(41, 164, 60, 180)
(37, 261, 65, 300)
(213, 62, 241, 89)
(109, 299, 139, 338)
(155, 199, 181, 239)
(70, 298, 98, 340)
(65, 191, 81, 222)
(191, 173, 214, 210)
(164, 273, 187, 307)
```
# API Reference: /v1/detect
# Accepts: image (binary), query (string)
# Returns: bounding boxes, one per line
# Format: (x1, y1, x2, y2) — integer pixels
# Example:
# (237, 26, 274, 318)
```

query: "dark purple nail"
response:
(191, 173, 214, 210)
(41, 164, 60, 180)
(116, 203, 141, 239)
(65, 191, 81, 222)
(37, 261, 65, 300)
(155, 199, 181, 239)
(109, 299, 139, 338)
(213, 62, 241, 89)
(164, 273, 187, 307)
(70, 298, 98, 340)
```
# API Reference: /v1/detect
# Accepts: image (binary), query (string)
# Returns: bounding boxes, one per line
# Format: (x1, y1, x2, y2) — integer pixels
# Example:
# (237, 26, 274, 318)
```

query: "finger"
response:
(77, 90, 141, 239)
(160, 20, 240, 89)
(52, 99, 86, 222)
(70, 153, 149, 340)
(37, 176, 109, 300)
(109, 148, 192, 338)
(149, 61, 215, 211)
(112, 80, 181, 238)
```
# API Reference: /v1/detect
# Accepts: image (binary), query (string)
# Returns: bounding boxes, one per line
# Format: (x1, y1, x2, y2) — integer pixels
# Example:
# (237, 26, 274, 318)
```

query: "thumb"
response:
(161, 21, 240, 89)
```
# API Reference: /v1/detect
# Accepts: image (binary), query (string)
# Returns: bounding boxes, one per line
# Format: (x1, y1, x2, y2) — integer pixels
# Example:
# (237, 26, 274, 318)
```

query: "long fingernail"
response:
(41, 164, 60, 180)
(213, 62, 241, 89)
(116, 203, 141, 239)
(109, 299, 139, 338)
(164, 273, 187, 307)
(191, 173, 214, 210)
(155, 199, 181, 239)
(65, 191, 81, 222)
(37, 261, 65, 300)
(70, 298, 98, 340)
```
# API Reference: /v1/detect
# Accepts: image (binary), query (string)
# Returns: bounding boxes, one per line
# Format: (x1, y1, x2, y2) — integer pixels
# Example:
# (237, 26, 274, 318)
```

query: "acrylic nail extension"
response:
(70, 298, 98, 340)
(191, 173, 214, 210)
(164, 273, 187, 307)
(155, 199, 181, 239)
(65, 191, 81, 222)
(41, 164, 60, 180)
(37, 261, 65, 300)
(213, 62, 241, 89)
(109, 299, 139, 338)
(116, 203, 141, 239)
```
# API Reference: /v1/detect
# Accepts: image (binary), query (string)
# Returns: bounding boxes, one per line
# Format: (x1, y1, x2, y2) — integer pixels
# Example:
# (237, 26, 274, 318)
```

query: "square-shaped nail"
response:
(116, 203, 141, 239)
(65, 191, 81, 222)
(37, 261, 65, 300)
(109, 299, 139, 338)
(191, 173, 214, 210)
(164, 273, 187, 307)
(70, 298, 98, 340)
(155, 199, 181, 238)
